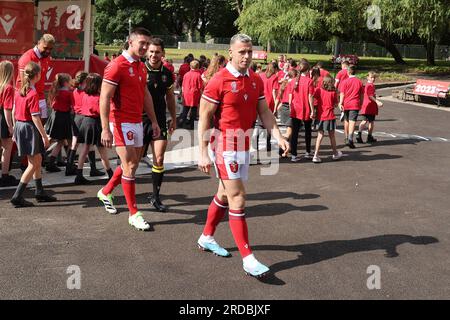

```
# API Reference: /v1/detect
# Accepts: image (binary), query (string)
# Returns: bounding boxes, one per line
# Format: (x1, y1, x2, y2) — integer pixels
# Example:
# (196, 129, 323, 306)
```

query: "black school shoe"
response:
(367, 135, 378, 143)
(0, 175, 19, 187)
(90, 169, 105, 177)
(11, 197, 35, 208)
(356, 132, 364, 144)
(348, 140, 356, 149)
(46, 163, 61, 172)
(35, 193, 57, 202)
(74, 175, 91, 185)
(148, 194, 168, 212)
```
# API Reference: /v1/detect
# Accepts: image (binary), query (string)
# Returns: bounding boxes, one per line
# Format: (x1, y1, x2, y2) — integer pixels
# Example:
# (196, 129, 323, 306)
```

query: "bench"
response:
(252, 50, 267, 63)
(404, 79, 450, 107)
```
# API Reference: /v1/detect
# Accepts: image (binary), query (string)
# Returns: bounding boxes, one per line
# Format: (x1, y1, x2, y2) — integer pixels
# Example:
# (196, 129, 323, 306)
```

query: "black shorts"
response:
(344, 110, 359, 122)
(362, 114, 376, 122)
(46, 111, 72, 140)
(318, 119, 336, 132)
(143, 116, 168, 144)
(0, 108, 12, 139)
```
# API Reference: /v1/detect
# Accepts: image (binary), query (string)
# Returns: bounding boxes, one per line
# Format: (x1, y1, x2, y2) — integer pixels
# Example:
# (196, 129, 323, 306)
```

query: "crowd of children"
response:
(0, 57, 120, 206)
(251, 55, 383, 163)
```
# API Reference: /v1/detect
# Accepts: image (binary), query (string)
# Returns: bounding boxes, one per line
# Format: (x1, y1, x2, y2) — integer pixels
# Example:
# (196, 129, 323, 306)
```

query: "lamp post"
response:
(128, 17, 132, 35)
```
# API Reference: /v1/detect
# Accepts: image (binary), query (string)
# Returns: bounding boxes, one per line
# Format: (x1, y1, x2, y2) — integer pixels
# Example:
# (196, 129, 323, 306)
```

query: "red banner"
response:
(89, 54, 108, 77)
(0, 1, 35, 55)
(43, 60, 85, 90)
(414, 79, 450, 98)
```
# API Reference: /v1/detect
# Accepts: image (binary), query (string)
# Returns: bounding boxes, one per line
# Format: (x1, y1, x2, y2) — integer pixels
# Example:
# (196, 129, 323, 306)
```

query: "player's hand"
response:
(101, 129, 113, 148)
(42, 135, 50, 149)
(198, 152, 212, 175)
(168, 119, 176, 135)
(338, 104, 343, 112)
(278, 137, 290, 157)
(152, 123, 161, 138)
(310, 110, 316, 119)
(377, 101, 383, 108)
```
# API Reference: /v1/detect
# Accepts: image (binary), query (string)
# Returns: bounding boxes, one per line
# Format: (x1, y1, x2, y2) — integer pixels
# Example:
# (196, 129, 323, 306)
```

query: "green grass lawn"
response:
(97, 45, 450, 80)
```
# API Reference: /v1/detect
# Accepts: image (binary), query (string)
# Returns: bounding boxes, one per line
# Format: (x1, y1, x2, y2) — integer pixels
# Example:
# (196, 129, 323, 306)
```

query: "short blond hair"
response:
(39, 34, 55, 44)
(190, 60, 200, 70)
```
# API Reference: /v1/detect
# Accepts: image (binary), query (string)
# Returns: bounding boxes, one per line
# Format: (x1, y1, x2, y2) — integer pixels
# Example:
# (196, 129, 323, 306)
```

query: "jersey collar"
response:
(349, 75, 357, 78)
(226, 63, 249, 78)
(122, 50, 139, 63)
(33, 46, 42, 59)
(145, 60, 163, 72)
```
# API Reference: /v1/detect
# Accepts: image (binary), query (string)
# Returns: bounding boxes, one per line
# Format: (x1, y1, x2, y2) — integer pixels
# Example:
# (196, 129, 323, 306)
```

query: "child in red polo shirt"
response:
(338, 65, 363, 149)
(179, 60, 203, 129)
(75, 73, 113, 184)
(312, 76, 343, 163)
(289, 60, 315, 162)
(11, 61, 56, 207)
(357, 71, 383, 143)
(0, 60, 18, 187)
(335, 61, 349, 92)
(45, 73, 74, 172)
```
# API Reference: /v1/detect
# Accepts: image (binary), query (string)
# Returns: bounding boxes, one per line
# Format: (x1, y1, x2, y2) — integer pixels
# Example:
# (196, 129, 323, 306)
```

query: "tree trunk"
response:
(426, 40, 435, 65)
(369, 33, 406, 65)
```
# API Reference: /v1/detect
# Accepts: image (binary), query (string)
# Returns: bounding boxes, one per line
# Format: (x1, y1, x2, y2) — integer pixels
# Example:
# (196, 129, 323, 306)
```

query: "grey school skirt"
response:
(14, 121, 44, 156)
(78, 116, 102, 146)
(72, 113, 85, 140)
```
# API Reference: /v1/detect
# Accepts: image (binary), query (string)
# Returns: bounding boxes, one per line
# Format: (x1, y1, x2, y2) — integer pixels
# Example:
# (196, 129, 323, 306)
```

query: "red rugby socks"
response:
(228, 208, 252, 258)
(203, 195, 228, 236)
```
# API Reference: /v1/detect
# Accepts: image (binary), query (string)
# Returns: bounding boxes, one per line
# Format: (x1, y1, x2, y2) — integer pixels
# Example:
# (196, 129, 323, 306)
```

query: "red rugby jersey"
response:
(14, 87, 40, 121)
(103, 51, 148, 123)
(202, 63, 265, 151)
(16, 47, 50, 100)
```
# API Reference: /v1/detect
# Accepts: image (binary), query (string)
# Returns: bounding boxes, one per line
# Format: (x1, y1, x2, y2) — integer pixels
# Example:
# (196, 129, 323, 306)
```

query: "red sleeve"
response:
(18, 52, 29, 72)
(3, 85, 14, 110)
(103, 61, 121, 86)
(29, 91, 41, 116)
(202, 74, 222, 105)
